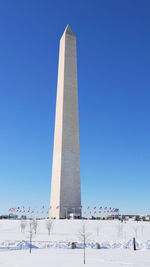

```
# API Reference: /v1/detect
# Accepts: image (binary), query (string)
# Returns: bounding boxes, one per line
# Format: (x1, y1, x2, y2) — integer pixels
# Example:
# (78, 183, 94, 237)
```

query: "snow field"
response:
(0, 219, 150, 266)
(0, 248, 150, 267)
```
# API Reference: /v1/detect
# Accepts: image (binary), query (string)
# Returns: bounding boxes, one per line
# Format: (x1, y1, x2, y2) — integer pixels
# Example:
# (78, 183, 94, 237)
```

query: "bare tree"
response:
(133, 225, 138, 239)
(95, 221, 101, 238)
(77, 221, 91, 264)
(141, 224, 145, 240)
(28, 219, 37, 253)
(32, 219, 38, 235)
(46, 219, 54, 236)
(29, 220, 33, 254)
(20, 220, 27, 233)
(116, 222, 123, 239)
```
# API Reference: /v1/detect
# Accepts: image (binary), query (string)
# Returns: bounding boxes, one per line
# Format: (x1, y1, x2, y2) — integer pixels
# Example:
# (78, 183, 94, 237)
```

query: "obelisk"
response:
(50, 25, 81, 219)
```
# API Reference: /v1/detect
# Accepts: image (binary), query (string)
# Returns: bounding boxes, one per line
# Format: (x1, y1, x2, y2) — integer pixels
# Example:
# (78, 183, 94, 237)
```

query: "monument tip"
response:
(64, 24, 75, 36)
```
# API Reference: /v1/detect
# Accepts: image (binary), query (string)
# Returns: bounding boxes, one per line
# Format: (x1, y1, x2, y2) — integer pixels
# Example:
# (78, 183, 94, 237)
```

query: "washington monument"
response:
(50, 25, 81, 219)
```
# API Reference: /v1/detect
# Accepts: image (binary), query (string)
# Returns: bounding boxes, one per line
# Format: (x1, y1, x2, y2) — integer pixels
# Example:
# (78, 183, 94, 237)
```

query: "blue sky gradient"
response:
(0, 0, 150, 215)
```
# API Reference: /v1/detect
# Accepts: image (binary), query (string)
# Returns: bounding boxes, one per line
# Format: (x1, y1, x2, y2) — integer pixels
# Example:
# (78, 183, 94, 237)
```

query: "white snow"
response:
(0, 219, 150, 266)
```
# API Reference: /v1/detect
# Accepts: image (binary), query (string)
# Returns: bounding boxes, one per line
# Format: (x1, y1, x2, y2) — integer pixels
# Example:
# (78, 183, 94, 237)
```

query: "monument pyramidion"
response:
(50, 25, 81, 219)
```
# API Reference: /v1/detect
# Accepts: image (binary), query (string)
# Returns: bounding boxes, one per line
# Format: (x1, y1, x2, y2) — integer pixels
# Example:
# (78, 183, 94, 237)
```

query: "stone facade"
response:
(50, 25, 81, 219)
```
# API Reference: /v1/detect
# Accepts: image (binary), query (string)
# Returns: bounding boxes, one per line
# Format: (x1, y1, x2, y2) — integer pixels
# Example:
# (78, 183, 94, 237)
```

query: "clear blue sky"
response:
(0, 0, 150, 215)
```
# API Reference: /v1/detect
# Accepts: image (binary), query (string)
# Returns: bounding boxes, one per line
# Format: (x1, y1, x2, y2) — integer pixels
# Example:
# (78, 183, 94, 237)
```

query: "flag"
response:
(27, 207, 30, 213)
(114, 208, 119, 212)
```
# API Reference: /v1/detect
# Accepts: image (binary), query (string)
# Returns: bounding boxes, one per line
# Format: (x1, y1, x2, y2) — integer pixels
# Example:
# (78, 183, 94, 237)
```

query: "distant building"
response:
(86, 214, 150, 221)
(0, 214, 18, 219)
(20, 215, 27, 220)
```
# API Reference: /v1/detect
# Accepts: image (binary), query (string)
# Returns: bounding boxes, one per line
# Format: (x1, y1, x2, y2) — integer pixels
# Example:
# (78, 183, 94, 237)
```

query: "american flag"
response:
(27, 207, 30, 213)
(16, 207, 20, 213)
(8, 208, 14, 212)
(114, 208, 119, 212)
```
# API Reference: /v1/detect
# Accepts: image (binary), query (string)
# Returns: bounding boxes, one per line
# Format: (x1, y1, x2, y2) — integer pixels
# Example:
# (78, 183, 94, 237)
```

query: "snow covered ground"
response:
(1, 248, 150, 267)
(0, 219, 150, 266)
